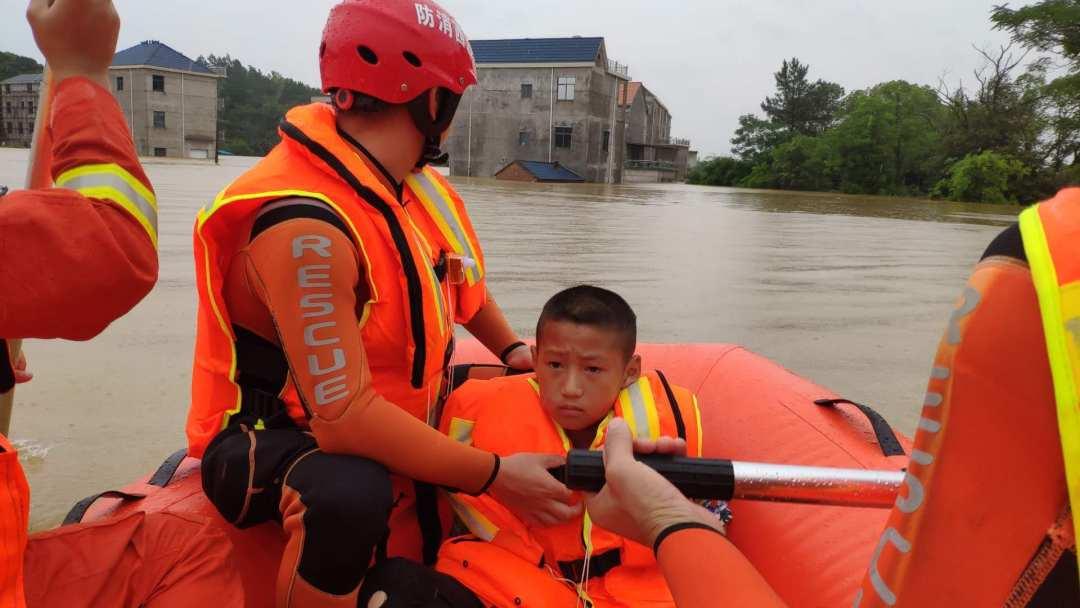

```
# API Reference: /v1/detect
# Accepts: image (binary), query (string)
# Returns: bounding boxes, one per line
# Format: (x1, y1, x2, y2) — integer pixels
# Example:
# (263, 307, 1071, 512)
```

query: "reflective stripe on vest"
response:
(405, 170, 484, 286)
(1019, 204, 1080, 581)
(195, 188, 357, 433)
(56, 163, 158, 246)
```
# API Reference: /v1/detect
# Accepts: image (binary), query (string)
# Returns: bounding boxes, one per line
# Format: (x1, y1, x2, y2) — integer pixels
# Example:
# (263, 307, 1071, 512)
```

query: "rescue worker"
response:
(188, 1, 576, 606)
(565, 193, 1080, 607)
(581, 193, 1080, 607)
(857, 189, 1080, 606)
(2, 1, 242, 607)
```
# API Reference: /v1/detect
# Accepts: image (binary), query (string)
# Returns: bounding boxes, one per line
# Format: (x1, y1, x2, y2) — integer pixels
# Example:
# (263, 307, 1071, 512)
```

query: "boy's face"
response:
(532, 320, 641, 432)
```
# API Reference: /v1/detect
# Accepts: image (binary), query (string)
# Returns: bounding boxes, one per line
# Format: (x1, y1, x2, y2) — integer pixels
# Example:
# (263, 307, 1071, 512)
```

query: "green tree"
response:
(687, 156, 754, 186)
(762, 58, 845, 137)
(0, 52, 43, 82)
(827, 81, 947, 195)
(758, 135, 834, 191)
(731, 114, 785, 163)
(992, 2, 1080, 176)
(933, 151, 1029, 204)
(200, 55, 321, 156)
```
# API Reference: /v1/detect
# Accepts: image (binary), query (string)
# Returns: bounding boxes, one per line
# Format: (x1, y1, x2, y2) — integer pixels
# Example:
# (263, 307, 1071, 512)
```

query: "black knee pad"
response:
(201, 423, 316, 527)
(285, 452, 394, 594)
(359, 558, 483, 608)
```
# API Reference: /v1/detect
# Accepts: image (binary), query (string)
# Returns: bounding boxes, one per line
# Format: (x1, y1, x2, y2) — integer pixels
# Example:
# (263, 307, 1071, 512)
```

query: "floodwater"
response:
(0, 149, 1016, 530)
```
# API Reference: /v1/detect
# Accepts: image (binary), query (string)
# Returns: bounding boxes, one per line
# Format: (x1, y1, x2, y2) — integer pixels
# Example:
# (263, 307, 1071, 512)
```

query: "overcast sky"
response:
(3, 0, 1017, 156)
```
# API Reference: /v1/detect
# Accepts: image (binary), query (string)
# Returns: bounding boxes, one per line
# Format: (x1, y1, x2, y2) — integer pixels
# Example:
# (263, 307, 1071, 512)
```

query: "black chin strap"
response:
(406, 89, 462, 169)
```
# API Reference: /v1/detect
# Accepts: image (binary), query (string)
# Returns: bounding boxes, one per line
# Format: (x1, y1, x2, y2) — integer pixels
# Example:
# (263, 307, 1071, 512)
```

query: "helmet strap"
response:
(406, 89, 462, 168)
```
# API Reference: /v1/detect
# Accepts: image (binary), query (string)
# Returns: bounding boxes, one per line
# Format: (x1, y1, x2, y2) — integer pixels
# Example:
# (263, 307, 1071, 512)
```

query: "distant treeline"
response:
(0, 51, 43, 82)
(690, 1, 1080, 204)
(198, 54, 322, 156)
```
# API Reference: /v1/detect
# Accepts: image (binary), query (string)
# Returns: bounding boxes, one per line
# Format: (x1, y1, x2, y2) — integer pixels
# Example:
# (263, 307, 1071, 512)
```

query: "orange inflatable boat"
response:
(62, 342, 911, 607)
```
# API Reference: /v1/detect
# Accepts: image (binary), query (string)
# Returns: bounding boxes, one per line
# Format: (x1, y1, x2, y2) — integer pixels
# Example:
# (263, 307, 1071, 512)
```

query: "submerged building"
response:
(446, 36, 630, 183)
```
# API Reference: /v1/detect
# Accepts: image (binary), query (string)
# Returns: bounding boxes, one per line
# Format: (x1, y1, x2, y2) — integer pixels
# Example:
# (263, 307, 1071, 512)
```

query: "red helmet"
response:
(320, 0, 477, 105)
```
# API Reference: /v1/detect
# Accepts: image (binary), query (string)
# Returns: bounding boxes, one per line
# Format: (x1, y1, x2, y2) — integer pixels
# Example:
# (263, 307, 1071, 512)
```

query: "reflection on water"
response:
(0, 150, 1014, 529)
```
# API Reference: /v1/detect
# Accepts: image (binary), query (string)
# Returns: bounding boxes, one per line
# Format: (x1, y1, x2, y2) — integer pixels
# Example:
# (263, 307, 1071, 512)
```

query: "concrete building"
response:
(109, 41, 223, 159)
(446, 37, 630, 183)
(619, 81, 691, 183)
(1, 73, 44, 148)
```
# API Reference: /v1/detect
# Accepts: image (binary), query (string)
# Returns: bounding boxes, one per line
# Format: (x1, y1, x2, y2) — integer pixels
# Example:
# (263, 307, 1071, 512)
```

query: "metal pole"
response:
(467, 91, 472, 177)
(730, 461, 904, 509)
(561, 450, 905, 509)
(180, 72, 185, 158)
(548, 67, 554, 163)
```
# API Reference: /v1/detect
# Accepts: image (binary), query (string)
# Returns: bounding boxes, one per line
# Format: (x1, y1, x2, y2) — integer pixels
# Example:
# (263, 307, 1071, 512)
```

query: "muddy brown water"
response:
(0, 149, 1016, 529)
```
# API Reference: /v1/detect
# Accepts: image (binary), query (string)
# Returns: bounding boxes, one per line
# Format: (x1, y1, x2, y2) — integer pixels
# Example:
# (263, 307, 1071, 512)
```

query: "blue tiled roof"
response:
(471, 37, 603, 64)
(1, 73, 43, 85)
(112, 41, 214, 75)
(518, 161, 586, 182)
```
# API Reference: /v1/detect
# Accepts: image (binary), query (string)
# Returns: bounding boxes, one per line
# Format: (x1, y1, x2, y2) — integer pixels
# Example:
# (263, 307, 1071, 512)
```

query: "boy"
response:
(434, 285, 722, 607)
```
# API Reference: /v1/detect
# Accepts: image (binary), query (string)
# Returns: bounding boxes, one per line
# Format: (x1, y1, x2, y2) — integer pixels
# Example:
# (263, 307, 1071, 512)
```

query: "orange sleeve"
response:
(0, 435, 29, 608)
(0, 77, 157, 340)
(241, 217, 498, 494)
(656, 526, 785, 608)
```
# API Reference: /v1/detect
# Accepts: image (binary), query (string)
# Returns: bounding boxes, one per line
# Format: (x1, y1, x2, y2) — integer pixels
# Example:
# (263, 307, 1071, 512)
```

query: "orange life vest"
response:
(0, 433, 29, 608)
(186, 102, 487, 456)
(437, 372, 704, 608)
(858, 189, 1080, 607)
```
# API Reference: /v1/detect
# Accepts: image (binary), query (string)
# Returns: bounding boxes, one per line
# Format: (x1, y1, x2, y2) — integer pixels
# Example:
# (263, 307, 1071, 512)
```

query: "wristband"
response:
(476, 453, 501, 495)
(653, 521, 724, 554)
(498, 341, 527, 365)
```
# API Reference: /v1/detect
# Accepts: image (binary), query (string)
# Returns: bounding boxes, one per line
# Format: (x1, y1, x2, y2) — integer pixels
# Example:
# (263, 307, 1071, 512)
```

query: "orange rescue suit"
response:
(187, 103, 498, 561)
(436, 372, 704, 607)
(858, 191, 1080, 606)
(0, 78, 239, 608)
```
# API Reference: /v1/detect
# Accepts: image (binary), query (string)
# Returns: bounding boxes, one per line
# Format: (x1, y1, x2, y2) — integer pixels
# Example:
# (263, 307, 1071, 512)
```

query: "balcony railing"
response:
(625, 159, 677, 171)
(607, 59, 630, 79)
(657, 137, 691, 147)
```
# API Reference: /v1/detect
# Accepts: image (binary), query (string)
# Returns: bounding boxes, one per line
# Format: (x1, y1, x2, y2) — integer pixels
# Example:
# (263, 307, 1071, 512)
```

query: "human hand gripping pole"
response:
(556, 420, 905, 514)
(579, 419, 722, 548)
(488, 452, 583, 528)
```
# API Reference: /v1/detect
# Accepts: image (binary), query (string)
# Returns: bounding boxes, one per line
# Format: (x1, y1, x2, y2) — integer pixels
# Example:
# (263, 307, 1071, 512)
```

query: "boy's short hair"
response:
(536, 285, 637, 358)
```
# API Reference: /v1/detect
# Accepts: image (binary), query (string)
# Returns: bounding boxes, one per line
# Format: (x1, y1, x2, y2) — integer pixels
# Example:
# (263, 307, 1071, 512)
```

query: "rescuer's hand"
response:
(490, 452, 583, 527)
(13, 352, 32, 384)
(502, 343, 534, 371)
(585, 419, 723, 548)
(27, 0, 120, 89)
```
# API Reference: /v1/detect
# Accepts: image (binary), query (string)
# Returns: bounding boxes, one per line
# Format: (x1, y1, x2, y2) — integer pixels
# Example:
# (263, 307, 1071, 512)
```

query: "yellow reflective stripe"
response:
(641, 379, 661, 441)
(407, 171, 483, 285)
(527, 377, 540, 393)
(577, 511, 597, 607)
(1020, 205, 1080, 567)
(200, 188, 379, 326)
(448, 496, 498, 542)
(554, 423, 572, 452)
(591, 411, 614, 449)
(621, 377, 659, 440)
(448, 417, 475, 446)
(56, 163, 158, 246)
(692, 395, 704, 457)
(195, 210, 243, 430)
(618, 386, 640, 439)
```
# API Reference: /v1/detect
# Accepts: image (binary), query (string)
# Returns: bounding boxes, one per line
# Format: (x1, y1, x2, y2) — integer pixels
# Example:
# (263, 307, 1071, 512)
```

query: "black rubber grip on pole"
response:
(552, 449, 737, 500)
